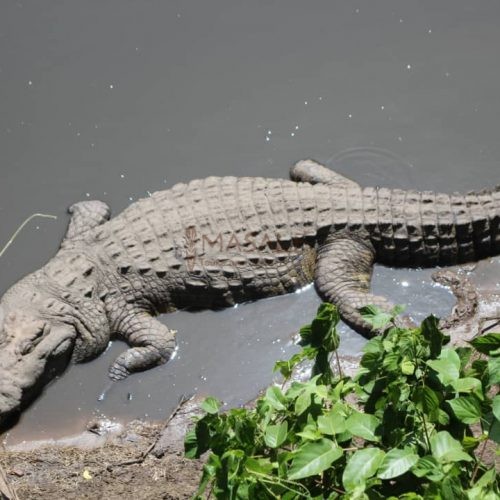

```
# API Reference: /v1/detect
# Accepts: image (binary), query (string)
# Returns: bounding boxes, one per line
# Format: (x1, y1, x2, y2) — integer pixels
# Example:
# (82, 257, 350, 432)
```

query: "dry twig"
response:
(0, 213, 57, 259)
(106, 394, 192, 471)
(0, 461, 19, 500)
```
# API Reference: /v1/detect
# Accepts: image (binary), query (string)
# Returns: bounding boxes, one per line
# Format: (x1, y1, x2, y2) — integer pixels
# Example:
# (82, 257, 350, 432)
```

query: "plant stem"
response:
(334, 350, 343, 378)
(418, 410, 432, 452)
(260, 479, 280, 499)
(331, 486, 346, 494)
(471, 422, 492, 484)
(0, 213, 57, 259)
(281, 372, 290, 390)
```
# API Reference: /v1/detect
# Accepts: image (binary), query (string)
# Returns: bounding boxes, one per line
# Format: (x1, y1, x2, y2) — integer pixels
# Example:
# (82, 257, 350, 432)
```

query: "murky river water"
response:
(1, 1, 499, 444)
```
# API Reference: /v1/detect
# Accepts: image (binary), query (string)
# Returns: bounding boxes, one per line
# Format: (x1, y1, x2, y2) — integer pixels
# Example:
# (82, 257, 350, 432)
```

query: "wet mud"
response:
(0, 3, 499, 496)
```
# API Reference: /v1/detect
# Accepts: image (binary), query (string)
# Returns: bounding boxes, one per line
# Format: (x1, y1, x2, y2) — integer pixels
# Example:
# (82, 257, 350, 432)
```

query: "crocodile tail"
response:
(484, 183, 499, 252)
(365, 185, 500, 267)
(435, 185, 500, 265)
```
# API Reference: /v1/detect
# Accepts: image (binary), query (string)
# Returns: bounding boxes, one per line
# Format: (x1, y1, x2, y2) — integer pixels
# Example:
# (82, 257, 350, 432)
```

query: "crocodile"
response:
(0, 159, 499, 425)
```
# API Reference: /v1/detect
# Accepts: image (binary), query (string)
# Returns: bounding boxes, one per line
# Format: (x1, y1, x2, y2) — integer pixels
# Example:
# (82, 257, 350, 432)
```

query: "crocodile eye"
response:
(19, 325, 47, 355)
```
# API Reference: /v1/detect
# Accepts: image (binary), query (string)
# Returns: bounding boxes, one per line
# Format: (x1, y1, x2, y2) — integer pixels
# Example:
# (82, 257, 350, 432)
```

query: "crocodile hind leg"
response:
(107, 306, 176, 380)
(314, 231, 407, 336)
(290, 159, 360, 188)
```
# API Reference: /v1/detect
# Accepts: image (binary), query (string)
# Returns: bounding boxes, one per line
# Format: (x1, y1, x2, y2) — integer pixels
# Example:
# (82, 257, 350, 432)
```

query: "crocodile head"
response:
(0, 276, 77, 428)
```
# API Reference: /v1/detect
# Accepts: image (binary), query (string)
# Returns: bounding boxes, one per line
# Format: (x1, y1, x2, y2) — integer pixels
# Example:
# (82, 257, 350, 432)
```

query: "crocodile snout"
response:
(0, 319, 76, 427)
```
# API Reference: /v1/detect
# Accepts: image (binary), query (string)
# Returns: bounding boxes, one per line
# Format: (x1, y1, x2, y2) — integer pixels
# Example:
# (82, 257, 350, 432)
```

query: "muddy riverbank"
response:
(1, 419, 202, 499)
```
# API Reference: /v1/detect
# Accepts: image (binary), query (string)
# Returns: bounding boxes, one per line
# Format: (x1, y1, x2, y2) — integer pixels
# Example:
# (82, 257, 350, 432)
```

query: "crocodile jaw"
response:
(0, 319, 76, 427)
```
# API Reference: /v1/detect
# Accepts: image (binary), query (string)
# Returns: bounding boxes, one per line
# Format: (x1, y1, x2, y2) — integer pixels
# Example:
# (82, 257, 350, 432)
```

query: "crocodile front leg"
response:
(314, 230, 411, 336)
(107, 304, 176, 380)
(62, 200, 111, 245)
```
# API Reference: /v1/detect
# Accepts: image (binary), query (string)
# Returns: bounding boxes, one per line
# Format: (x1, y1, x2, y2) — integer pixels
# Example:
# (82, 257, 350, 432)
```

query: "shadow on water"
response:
(1, 0, 499, 444)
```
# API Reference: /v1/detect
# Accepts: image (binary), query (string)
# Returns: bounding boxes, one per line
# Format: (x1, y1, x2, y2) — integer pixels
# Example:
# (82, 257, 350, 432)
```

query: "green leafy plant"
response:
(185, 303, 500, 499)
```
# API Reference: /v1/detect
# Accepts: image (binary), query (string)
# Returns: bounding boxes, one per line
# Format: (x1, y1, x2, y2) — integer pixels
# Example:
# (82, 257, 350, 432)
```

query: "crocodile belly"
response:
(169, 245, 318, 309)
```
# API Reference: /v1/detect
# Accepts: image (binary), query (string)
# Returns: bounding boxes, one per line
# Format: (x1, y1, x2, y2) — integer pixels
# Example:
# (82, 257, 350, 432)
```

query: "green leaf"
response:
(264, 421, 288, 448)
(489, 416, 500, 443)
(470, 333, 500, 354)
(421, 315, 448, 357)
(360, 305, 393, 330)
(265, 386, 287, 411)
(471, 359, 488, 378)
(313, 384, 329, 400)
(360, 351, 381, 371)
(437, 408, 450, 425)
(430, 431, 473, 463)
(317, 409, 347, 436)
(461, 435, 483, 452)
(296, 427, 322, 441)
(302, 303, 340, 351)
(288, 438, 343, 480)
(185, 419, 211, 459)
(397, 494, 427, 500)
(232, 411, 255, 446)
(426, 348, 461, 384)
(323, 325, 340, 352)
(184, 429, 199, 459)
(274, 354, 304, 380)
(298, 321, 312, 344)
(376, 447, 419, 480)
(382, 352, 400, 372)
(382, 339, 394, 351)
(342, 448, 385, 491)
(440, 474, 465, 500)
(319, 304, 340, 352)
(482, 410, 500, 443)
(413, 386, 440, 413)
(274, 360, 291, 379)
(294, 387, 313, 416)
(467, 487, 500, 500)
(316, 302, 338, 321)
(488, 356, 500, 385)
(245, 457, 274, 476)
(455, 346, 473, 369)
(296, 416, 321, 441)
(411, 456, 443, 481)
(201, 396, 221, 414)
(448, 396, 482, 424)
(400, 358, 415, 375)
(335, 430, 353, 443)
(392, 304, 406, 316)
(450, 377, 482, 394)
(222, 449, 245, 481)
(363, 337, 383, 354)
(474, 467, 496, 489)
(195, 453, 222, 497)
(492, 395, 500, 422)
(345, 412, 380, 442)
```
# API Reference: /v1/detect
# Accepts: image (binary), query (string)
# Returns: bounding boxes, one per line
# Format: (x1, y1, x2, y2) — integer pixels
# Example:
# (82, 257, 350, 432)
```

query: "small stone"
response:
(8, 468, 24, 477)
(123, 432, 141, 443)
